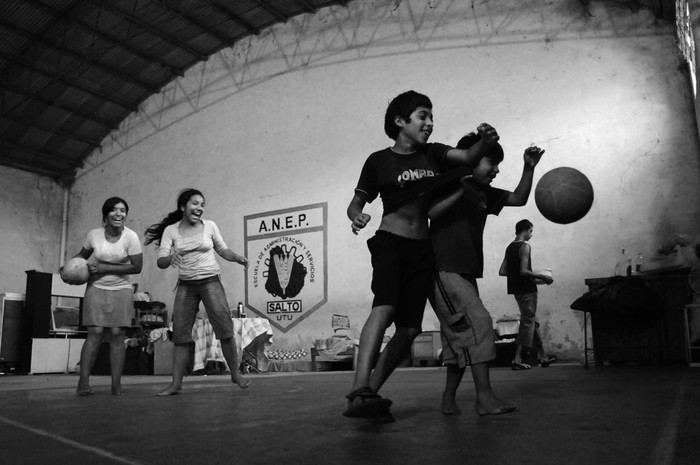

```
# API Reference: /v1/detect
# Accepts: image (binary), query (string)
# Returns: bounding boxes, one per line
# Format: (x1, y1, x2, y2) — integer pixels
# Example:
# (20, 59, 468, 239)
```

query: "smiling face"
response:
(472, 157, 501, 186)
(106, 202, 127, 229)
(396, 106, 433, 147)
(181, 194, 205, 225)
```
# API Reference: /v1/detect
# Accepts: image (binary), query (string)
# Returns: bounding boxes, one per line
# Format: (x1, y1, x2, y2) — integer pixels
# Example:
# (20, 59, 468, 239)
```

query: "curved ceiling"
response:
(0, 1, 676, 185)
(0, 0, 350, 185)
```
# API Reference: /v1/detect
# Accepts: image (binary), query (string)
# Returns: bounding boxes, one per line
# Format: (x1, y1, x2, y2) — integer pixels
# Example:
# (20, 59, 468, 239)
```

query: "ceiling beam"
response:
(1, 81, 118, 129)
(0, 50, 138, 112)
(0, 113, 100, 148)
(0, 19, 159, 93)
(0, 141, 84, 168)
(249, 0, 288, 22)
(153, 0, 234, 46)
(22, 0, 184, 77)
(90, 1, 208, 61)
(0, 158, 72, 181)
(290, 0, 319, 14)
(210, 2, 260, 37)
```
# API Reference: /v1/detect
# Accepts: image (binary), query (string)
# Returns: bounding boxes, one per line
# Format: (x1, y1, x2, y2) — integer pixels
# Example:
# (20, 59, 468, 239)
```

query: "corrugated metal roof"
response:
(0, 0, 350, 184)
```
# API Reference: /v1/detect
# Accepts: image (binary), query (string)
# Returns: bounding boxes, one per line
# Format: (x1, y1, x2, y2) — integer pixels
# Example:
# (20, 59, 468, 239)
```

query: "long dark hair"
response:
(144, 188, 204, 246)
(102, 197, 129, 222)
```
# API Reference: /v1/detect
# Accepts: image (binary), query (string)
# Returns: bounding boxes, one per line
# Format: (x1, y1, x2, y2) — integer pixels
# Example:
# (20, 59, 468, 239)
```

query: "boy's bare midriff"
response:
(378, 201, 429, 240)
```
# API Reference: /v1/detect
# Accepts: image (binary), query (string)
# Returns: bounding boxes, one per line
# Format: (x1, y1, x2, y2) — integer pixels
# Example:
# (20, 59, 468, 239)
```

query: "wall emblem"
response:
(244, 203, 327, 332)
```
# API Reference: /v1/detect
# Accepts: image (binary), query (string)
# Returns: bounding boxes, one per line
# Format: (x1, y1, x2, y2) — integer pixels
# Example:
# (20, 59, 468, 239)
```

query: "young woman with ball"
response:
(64, 197, 143, 396)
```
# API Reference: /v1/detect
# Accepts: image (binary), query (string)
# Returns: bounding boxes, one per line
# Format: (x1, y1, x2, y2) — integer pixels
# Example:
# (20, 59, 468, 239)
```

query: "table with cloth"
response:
(192, 317, 274, 372)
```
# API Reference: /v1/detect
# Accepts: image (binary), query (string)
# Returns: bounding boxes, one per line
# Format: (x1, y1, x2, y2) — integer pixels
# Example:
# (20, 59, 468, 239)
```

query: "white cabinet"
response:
(30, 338, 84, 374)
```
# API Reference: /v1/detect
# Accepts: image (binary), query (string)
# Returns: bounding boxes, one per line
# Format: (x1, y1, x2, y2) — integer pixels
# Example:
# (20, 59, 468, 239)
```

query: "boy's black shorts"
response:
(367, 230, 434, 329)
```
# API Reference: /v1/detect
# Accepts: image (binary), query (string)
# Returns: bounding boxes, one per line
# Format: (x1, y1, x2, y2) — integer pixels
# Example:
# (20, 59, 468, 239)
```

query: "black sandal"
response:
(343, 387, 392, 417)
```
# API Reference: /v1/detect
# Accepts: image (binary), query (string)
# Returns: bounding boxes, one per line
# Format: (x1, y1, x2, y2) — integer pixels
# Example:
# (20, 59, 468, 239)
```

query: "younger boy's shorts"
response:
(367, 230, 433, 329)
(429, 271, 496, 367)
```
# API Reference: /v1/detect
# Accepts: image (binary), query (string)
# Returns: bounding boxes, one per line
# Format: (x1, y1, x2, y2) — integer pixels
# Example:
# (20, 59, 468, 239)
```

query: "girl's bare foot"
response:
(232, 374, 251, 389)
(157, 385, 181, 396)
(77, 380, 93, 396)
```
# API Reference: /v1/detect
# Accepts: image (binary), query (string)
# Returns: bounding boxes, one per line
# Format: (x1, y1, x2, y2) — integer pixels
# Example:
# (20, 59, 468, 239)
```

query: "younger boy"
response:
(429, 135, 545, 415)
(499, 219, 555, 370)
(344, 90, 500, 418)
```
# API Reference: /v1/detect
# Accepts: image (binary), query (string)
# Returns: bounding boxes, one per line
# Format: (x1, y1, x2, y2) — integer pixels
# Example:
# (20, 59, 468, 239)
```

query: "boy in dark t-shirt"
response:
(344, 90, 500, 418)
(429, 134, 545, 416)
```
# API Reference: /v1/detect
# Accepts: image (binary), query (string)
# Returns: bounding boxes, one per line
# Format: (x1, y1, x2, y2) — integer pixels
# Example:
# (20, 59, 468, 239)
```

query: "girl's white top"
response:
(157, 219, 228, 280)
(83, 227, 142, 290)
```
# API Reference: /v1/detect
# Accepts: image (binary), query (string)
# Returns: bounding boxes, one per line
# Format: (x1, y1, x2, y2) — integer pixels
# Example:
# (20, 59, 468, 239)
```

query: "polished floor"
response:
(0, 364, 698, 465)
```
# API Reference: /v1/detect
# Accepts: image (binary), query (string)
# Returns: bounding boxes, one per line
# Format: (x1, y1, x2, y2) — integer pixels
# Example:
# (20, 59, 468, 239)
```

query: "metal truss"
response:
(79, 0, 672, 178)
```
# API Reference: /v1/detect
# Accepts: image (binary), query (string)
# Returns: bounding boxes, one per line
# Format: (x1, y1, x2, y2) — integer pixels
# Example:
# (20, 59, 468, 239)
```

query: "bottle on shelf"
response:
(614, 249, 631, 276)
(631, 252, 644, 275)
(237, 301, 245, 318)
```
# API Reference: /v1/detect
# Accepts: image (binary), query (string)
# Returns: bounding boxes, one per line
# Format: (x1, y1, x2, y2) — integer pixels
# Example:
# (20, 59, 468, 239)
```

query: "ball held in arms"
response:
(61, 257, 90, 285)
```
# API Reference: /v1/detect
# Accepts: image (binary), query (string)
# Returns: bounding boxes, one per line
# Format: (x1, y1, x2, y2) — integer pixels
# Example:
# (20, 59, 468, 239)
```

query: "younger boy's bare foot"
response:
(475, 392, 519, 416)
(157, 385, 180, 396)
(77, 388, 94, 397)
(232, 374, 251, 389)
(441, 392, 461, 415)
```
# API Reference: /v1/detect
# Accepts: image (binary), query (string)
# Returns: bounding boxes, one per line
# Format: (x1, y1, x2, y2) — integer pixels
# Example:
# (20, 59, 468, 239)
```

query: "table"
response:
(577, 270, 692, 367)
(192, 317, 273, 372)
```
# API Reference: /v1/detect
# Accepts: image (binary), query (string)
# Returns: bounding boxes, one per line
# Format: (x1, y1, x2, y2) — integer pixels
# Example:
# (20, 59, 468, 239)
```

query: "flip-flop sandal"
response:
(540, 356, 557, 367)
(511, 361, 531, 370)
(343, 387, 392, 418)
(77, 389, 94, 397)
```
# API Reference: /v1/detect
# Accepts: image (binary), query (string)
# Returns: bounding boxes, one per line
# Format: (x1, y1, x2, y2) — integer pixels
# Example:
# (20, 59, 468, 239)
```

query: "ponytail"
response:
(144, 188, 204, 246)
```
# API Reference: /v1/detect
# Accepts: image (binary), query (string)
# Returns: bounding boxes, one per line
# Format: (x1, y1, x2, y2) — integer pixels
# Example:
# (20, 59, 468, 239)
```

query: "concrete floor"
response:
(0, 364, 698, 465)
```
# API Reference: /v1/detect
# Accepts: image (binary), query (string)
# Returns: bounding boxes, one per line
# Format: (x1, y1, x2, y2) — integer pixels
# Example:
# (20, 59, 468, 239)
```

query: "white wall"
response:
(4, 0, 700, 360)
(0, 166, 64, 293)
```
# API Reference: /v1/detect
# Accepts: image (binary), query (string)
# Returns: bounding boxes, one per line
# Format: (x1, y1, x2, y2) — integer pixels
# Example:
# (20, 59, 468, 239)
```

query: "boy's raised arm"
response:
(445, 123, 500, 167)
(507, 146, 545, 207)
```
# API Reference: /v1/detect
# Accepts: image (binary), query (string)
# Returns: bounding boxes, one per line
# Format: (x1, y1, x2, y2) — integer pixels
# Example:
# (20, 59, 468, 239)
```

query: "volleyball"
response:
(535, 167, 594, 224)
(61, 257, 90, 285)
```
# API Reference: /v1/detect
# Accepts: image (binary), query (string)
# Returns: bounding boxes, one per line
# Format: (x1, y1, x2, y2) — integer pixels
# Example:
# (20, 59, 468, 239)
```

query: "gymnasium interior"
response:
(1, 1, 700, 464)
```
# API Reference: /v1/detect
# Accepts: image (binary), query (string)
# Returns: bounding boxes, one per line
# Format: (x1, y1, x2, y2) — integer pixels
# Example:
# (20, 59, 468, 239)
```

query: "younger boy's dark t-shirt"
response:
(355, 143, 451, 213)
(430, 181, 510, 277)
